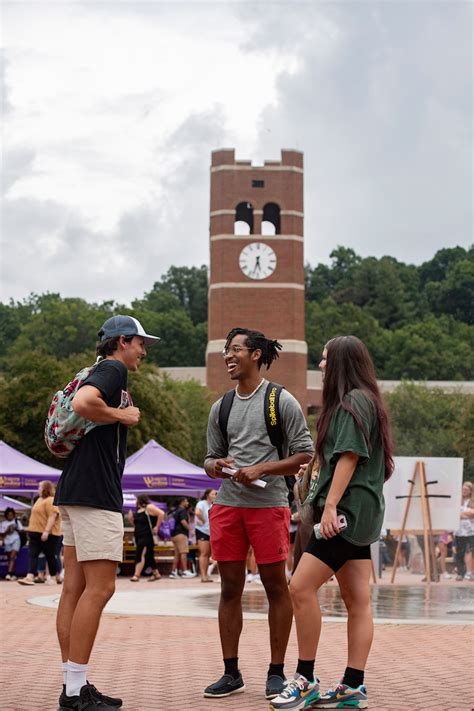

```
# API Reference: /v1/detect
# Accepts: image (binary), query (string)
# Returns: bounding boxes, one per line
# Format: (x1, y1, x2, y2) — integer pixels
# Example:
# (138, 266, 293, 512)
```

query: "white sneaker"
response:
(442, 572, 452, 579)
(5, 574, 11, 581)
(207, 562, 217, 576)
(246, 573, 254, 583)
(464, 573, 473, 581)
(18, 576, 35, 586)
(168, 570, 179, 578)
(183, 570, 196, 577)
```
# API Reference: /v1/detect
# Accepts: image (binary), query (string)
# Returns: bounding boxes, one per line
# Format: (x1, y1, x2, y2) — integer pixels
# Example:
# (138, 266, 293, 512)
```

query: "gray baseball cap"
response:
(98, 315, 160, 345)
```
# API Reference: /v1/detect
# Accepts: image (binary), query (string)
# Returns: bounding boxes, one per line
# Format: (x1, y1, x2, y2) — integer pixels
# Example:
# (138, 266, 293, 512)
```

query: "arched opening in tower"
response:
(234, 202, 254, 234)
(262, 202, 281, 235)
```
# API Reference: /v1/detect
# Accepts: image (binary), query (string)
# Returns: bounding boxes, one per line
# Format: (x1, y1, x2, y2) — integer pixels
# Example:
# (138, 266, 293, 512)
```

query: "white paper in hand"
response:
(222, 466, 267, 488)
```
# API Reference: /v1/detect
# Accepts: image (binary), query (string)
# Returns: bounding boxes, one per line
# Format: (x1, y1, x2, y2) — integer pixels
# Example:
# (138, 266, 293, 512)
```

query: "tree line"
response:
(1, 245, 471, 378)
(0, 246, 472, 476)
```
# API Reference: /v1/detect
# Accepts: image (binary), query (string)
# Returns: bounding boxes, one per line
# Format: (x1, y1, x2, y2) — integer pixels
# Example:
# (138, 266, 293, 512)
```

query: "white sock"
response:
(62, 661, 68, 685)
(66, 660, 88, 698)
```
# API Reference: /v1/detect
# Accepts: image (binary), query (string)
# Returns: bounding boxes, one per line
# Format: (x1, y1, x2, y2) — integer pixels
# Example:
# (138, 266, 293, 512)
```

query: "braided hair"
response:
(224, 327, 282, 370)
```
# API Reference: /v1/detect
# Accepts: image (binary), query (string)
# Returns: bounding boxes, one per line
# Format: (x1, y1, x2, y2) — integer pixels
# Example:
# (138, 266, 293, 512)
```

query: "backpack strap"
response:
(218, 389, 236, 453)
(264, 382, 296, 502)
(263, 382, 284, 460)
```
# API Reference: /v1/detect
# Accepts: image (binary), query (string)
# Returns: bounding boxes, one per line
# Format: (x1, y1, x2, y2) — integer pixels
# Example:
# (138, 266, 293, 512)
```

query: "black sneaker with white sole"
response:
(58, 683, 117, 709)
(265, 674, 286, 700)
(59, 683, 122, 709)
(203, 673, 245, 698)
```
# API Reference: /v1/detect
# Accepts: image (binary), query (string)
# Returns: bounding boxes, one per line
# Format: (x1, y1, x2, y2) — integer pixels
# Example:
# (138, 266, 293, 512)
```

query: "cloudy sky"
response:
(1, 0, 472, 305)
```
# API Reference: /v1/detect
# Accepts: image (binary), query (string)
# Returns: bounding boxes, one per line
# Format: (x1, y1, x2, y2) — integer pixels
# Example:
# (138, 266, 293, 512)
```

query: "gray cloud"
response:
(0, 50, 13, 114)
(1, 1, 472, 306)
(1, 107, 227, 304)
(248, 1, 472, 265)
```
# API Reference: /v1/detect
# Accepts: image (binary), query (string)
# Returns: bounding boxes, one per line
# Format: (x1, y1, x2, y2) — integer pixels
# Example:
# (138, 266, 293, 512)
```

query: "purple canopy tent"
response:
(0, 495, 31, 512)
(0, 441, 61, 494)
(123, 439, 216, 496)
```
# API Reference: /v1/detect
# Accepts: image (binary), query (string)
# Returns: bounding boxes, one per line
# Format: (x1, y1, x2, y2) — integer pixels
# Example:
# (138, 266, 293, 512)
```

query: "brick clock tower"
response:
(207, 148, 308, 410)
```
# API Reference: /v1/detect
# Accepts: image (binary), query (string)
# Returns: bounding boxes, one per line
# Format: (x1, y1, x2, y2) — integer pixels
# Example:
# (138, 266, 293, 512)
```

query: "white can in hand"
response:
(314, 514, 347, 540)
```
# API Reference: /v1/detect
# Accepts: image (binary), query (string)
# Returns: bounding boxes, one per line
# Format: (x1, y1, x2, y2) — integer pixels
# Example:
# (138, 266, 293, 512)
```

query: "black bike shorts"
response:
(305, 531, 371, 573)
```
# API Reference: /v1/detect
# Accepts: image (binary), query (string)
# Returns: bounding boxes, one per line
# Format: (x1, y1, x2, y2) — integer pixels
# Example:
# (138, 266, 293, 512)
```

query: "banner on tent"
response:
(122, 473, 213, 492)
(0, 475, 59, 491)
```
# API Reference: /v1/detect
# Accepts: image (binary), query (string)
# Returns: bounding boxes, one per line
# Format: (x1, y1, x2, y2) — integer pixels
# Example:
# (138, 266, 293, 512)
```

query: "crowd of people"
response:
(0, 315, 473, 711)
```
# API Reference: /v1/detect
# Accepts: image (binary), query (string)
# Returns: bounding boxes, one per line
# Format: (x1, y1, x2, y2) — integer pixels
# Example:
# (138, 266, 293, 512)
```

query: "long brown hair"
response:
(316, 336, 394, 481)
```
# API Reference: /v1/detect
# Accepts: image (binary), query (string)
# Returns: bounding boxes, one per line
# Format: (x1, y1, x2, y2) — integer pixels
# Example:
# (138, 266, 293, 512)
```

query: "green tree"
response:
(141, 265, 208, 326)
(305, 298, 390, 373)
(6, 294, 119, 360)
(131, 307, 206, 367)
(161, 377, 213, 467)
(0, 350, 90, 466)
(383, 316, 473, 380)
(425, 259, 474, 324)
(125, 365, 192, 459)
(419, 246, 471, 285)
(386, 382, 473, 479)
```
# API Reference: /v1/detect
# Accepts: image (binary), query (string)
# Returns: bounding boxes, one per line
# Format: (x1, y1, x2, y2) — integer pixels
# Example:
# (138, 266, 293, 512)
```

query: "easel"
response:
(390, 460, 439, 585)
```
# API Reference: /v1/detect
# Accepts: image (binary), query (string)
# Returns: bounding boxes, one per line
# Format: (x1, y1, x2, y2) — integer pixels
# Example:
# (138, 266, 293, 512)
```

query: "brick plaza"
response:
(0, 573, 472, 711)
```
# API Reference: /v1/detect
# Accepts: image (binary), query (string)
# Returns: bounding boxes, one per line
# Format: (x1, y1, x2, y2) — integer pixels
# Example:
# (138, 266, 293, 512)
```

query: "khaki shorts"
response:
(59, 506, 124, 563)
(171, 533, 189, 554)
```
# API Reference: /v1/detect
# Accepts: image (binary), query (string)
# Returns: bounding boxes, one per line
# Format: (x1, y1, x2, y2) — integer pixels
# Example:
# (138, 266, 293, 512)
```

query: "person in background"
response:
(397, 534, 410, 572)
(246, 547, 261, 584)
(169, 497, 194, 578)
(454, 481, 474, 581)
(195, 489, 217, 582)
(437, 532, 453, 580)
(128, 495, 164, 582)
(187, 506, 198, 575)
(0, 507, 23, 580)
(36, 529, 64, 583)
(18, 481, 62, 586)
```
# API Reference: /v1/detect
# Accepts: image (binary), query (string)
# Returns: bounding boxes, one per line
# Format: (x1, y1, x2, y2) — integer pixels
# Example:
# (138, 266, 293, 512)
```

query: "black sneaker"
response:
(58, 683, 116, 709)
(86, 682, 122, 708)
(59, 683, 122, 709)
(203, 673, 246, 698)
(265, 674, 286, 700)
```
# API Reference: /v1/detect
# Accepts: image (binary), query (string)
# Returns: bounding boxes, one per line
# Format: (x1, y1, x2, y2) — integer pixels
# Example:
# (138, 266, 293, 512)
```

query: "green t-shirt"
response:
(315, 389, 385, 546)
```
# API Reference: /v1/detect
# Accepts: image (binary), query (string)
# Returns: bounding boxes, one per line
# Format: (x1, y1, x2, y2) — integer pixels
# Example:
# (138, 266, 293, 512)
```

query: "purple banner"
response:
(0, 474, 61, 494)
(121, 473, 216, 495)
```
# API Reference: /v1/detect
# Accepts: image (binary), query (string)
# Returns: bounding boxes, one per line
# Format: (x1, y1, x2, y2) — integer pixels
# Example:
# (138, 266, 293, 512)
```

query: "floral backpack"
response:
(44, 358, 103, 458)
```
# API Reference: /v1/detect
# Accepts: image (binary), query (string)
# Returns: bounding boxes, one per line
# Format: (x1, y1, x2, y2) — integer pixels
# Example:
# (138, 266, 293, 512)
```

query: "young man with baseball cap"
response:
(54, 315, 159, 710)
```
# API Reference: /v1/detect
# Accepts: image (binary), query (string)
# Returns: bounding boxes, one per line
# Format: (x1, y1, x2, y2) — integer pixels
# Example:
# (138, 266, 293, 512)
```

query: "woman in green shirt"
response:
(271, 336, 394, 711)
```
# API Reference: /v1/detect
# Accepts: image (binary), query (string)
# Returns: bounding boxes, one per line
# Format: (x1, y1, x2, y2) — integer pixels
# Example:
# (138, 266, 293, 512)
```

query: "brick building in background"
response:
(206, 148, 308, 409)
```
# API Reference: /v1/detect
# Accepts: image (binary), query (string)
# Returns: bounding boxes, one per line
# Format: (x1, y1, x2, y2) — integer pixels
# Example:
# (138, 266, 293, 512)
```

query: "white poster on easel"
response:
(383, 457, 464, 531)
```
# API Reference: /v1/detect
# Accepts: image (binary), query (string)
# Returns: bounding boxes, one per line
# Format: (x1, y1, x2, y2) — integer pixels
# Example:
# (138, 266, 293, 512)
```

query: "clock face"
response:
(239, 242, 277, 280)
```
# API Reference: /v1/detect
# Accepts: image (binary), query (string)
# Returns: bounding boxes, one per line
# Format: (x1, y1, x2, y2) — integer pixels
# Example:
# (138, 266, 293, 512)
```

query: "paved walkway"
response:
(0, 574, 472, 711)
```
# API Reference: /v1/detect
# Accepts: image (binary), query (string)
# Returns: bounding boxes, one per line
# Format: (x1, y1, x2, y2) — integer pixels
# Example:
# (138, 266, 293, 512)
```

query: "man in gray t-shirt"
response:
(203, 328, 313, 701)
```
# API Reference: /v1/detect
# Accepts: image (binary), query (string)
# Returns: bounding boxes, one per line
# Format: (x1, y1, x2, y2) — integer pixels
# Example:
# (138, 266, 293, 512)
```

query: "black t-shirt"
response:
(54, 359, 129, 513)
(134, 510, 157, 540)
(172, 507, 189, 536)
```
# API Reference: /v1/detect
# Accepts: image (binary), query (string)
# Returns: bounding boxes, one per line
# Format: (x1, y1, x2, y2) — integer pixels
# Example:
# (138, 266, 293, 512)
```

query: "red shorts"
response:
(209, 504, 290, 565)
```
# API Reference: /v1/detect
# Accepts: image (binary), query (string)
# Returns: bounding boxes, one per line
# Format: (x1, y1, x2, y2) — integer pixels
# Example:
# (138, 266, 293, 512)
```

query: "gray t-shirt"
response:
(205, 381, 314, 509)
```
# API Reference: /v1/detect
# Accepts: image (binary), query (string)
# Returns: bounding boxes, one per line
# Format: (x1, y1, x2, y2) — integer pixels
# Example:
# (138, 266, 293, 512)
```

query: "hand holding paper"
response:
(222, 466, 267, 488)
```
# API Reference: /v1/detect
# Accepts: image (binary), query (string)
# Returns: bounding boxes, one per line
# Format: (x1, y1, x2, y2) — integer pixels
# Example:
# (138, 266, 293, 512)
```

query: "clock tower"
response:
(207, 148, 308, 410)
